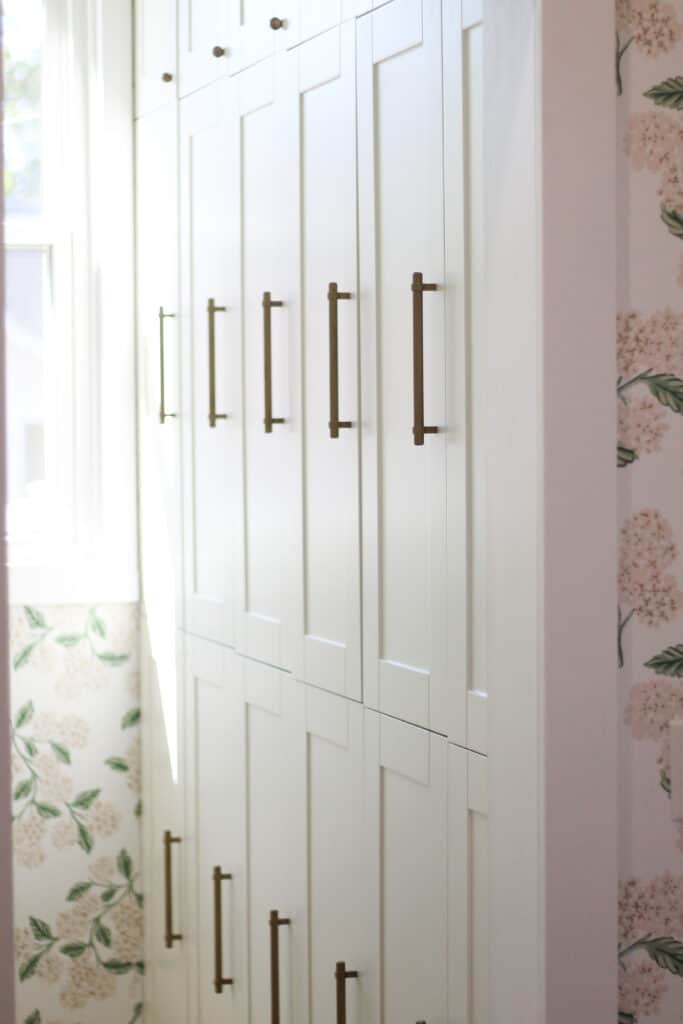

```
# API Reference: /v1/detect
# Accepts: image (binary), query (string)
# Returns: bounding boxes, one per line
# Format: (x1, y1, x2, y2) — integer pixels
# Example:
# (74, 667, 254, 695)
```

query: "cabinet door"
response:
(363, 711, 448, 1024)
(228, 2, 294, 75)
(241, 662, 308, 1024)
(294, 0, 367, 49)
(225, 60, 303, 672)
(141, 630, 187, 1024)
(449, 746, 489, 1024)
(179, 0, 231, 97)
(180, 84, 240, 646)
(183, 636, 247, 1024)
(135, 0, 177, 116)
(295, 25, 361, 699)
(358, 0, 457, 735)
(303, 688, 366, 1024)
(137, 102, 183, 636)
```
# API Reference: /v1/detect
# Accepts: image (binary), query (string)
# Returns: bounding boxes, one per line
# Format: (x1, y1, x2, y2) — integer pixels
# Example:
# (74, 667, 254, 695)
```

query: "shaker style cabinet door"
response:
(137, 103, 184, 635)
(363, 711, 448, 1024)
(358, 0, 463, 735)
(223, 59, 303, 673)
(294, 0, 368, 49)
(135, 0, 177, 116)
(180, 84, 240, 646)
(141, 631, 188, 1024)
(178, 0, 232, 96)
(228, 1, 296, 75)
(294, 24, 361, 700)
(302, 688, 367, 1024)
(183, 636, 248, 1024)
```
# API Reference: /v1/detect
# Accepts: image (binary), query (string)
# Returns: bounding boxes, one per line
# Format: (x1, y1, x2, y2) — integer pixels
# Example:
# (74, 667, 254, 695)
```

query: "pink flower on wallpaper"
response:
(625, 111, 679, 172)
(619, 955, 668, 1019)
(618, 394, 669, 455)
(617, 310, 683, 380)
(617, 0, 683, 94)
(619, 873, 683, 944)
(625, 678, 683, 740)
(618, 510, 683, 666)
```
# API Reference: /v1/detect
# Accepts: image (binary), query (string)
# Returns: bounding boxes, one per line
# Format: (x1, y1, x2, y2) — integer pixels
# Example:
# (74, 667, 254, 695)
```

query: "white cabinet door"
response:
(358, 0, 461, 735)
(135, 0, 177, 116)
(449, 746, 489, 1024)
(179, 0, 231, 97)
(183, 635, 248, 1024)
(137, 102, 183, 638)
(303, 688, 366, 1024)
(363, 711, 448, 1024)
(241, 662, 308, 1024)
(180, 84, 240, 646)
(295, 25, 361, 699)
(141, 629, 188, 1024)
(228, 1, 295, 75)
(294, 0, 367, 49)
(224, 59, 303, 672)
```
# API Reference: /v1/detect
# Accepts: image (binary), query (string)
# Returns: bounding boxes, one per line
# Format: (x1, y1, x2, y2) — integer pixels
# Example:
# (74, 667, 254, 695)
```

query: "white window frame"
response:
(5, 0, 137, 604)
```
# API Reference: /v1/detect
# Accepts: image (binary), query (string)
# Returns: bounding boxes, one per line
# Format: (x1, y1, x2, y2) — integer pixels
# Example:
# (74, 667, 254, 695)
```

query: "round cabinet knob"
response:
(162, 72, 173, 82)
(270, 16, 284, 29)
(212, 45, 226, 57)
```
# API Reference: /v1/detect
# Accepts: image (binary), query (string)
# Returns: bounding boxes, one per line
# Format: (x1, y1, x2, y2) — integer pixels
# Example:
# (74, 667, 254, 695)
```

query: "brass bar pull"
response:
(269, 910, 291, 1024)
(159, 306, 177, 424)
(328, 283, 353, 439)
(263, 292, 285, 433)
(163, 830, 182, 948)
(207, 297, 227, 428)
(212, 866, 234, 993)
(411, 272, 439, 446)
(335, 961, 359, 1024)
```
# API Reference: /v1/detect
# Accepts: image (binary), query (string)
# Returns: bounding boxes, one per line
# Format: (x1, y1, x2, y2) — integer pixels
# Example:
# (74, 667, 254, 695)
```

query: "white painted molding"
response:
(487, 1, 617, 1021)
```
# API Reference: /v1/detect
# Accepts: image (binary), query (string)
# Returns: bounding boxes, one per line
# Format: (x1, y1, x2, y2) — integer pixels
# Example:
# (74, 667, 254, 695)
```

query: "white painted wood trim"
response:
(487, 1, 618, 1022)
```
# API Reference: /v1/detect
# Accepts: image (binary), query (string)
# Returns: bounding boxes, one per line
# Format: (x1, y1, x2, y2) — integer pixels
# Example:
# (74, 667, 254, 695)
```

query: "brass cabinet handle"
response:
(269, 910, 291, 1024)
(411, 272, 439, 446)
(163, 830, 182, 948)
(159, 306, 177, 424)
(213, 866, 234, 993)
(162, 72, 173, 82)
(327, 283, 353, 438)
(335, 961, 359, 1024)
(207, 298, 228, 428)
(262, 292, 285, 433)
(270, 16, 284, 29)
(212, 45, 226, 57)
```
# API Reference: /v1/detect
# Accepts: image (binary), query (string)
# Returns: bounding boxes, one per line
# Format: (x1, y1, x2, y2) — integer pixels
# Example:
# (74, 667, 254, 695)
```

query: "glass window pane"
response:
(3, 0, 45, 221)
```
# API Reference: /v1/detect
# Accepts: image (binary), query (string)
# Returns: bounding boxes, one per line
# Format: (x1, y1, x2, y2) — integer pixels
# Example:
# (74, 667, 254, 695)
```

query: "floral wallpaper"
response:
(9, 604, 142, 1024)
(618, 1, 683, 1021)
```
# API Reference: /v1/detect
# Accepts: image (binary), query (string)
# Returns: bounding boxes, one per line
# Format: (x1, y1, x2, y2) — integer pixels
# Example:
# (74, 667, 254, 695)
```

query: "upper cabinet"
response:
(135, 0, 178, 117)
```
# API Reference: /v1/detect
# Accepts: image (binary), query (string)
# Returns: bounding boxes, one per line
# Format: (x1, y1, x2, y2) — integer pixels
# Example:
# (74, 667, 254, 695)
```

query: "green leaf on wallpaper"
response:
(89, 609, 106, 639)
(49, 741, 71, 765)
(13, 642, 40, 671)
(24, 606, 46, 630)
(645, 76, 683, 108)
(97, 651, 129, 666)
(661, 770, 672, 796)
(60, 943, 88, 958)
(94, 920, 112, 948)
(618, 444, 638, 468)
(13, 779, 32, 801)
(618, 1013, 636, 1024)
(135, 892, 144, 910)
(645, 643, 683, 677)
(29, 917, 54, 942)
(102, 959, 135, 974)
(54, 634, 82, 648)
(118, 848, 133, 880)
(645, 373, 683, 414)
(67, 881, 93, 901)
(21, 736, 37, 757)
(106, 757, 129, 773)
(77, 822, 94, 854)
(644, 936, 683, 975)
(24, 1012, 41, 1024)
(19, 954, 42, 982)
(129, 1003, 143, 1024)
(34, 802, 61, 819)
(135, 960, 145, 974)
(101, 887, 118, 903)
(14, 701, 34, 729)
(71, 788, 100, 811)
(134, 798, 142, 818)
(661, 205, 683, 238)
(121, 708, 141, 730)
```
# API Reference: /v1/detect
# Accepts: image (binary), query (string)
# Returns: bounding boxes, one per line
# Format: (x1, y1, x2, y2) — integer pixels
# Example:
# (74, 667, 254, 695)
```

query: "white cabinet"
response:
(358, 0, 466, 736)
(224, 59, 303, 672)
(363, 711, 448, 1024)
(179, 83, 240, 646)
(294, 25, 362, 699)
(295, 0, 367, 49)
(179, 0, 232, 96)
(135, 0, 177, 117)
(141, 629, 187, 1024)
(136, 102, 183, 634)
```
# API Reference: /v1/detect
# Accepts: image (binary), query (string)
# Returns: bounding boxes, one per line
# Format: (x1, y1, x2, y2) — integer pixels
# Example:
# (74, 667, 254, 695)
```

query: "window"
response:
(2, 0, 137, 602)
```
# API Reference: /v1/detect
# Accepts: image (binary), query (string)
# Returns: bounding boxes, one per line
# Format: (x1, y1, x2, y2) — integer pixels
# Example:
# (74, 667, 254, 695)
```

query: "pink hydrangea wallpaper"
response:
(9, 605, 142, 1024)
(619, 2, 683, 1020)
